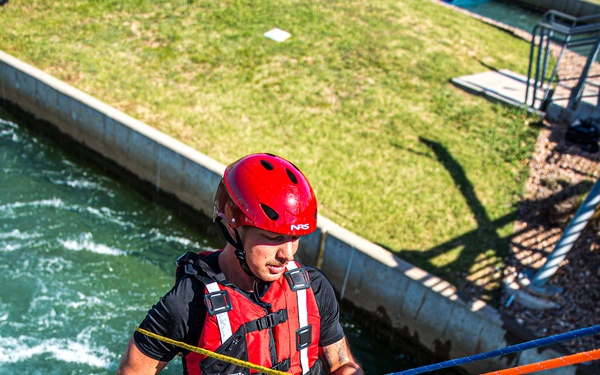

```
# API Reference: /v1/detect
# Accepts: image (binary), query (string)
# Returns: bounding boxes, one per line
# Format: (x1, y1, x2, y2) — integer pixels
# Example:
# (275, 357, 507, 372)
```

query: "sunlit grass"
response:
(0, 0, 542, 299)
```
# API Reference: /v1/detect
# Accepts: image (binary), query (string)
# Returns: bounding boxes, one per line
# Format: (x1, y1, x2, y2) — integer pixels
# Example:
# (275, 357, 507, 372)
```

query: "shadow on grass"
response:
(382, 136, 593, 306)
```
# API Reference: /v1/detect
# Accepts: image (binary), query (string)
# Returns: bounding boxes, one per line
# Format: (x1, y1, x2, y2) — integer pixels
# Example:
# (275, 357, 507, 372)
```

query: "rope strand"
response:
(386, 324, 600, 375)
(135, 326, 289, 375)
(480, 348, 600, 375)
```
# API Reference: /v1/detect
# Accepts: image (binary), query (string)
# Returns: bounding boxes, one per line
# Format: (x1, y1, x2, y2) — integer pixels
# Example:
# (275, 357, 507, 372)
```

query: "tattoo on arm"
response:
(322, 338, 353, 370)
(335, 340, 350, 364)
(321, 337, 363, 374)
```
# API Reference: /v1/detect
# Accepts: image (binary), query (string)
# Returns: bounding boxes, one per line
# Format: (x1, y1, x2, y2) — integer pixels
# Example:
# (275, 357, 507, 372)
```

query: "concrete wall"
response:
(0, 51, 224, 219)
(0, 50, 582, 374)
(511, 0, 600, 18)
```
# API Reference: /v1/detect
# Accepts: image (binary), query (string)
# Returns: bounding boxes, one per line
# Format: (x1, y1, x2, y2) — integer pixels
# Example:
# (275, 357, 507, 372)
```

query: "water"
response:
(0, 105, 419, 374)
(453, 0, 544, 34)
(0, 106, 217, 374)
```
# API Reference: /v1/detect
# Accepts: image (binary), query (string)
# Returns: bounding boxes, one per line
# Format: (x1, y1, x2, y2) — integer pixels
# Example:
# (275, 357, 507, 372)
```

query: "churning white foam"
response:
(0, 230, 43, 252)
(85, 206, 132, 228)
(58, 232, 125, 256)
(0, 334, 111, 368)
(0, 229, 41, 240)
(147, 228, 206, 250)
(164, 234, 202, 248)
(0, 198, 64, 216)
(47, 176, 116, 196)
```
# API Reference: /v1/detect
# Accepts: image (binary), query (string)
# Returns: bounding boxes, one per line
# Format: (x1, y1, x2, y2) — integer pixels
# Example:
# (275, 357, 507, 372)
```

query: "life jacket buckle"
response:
(204, 290, 233, 316)
(284, 267, 310, 291)
(255, 309, 288, 330)
(296, 325, 312, 350)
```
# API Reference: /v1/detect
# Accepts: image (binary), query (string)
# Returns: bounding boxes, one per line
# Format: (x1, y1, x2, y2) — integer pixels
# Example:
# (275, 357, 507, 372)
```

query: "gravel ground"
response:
(498, 119, 600, 355)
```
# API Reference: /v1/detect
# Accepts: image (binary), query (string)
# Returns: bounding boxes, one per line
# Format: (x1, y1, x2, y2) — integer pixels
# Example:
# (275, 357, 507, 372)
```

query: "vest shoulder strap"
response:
(175, 251, 230, 286)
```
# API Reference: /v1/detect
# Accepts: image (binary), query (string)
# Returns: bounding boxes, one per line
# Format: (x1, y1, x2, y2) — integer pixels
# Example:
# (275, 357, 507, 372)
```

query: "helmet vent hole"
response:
(260, 160, 274, 170)
(261, 204, 280, 221)
(286, 169, 298, 184)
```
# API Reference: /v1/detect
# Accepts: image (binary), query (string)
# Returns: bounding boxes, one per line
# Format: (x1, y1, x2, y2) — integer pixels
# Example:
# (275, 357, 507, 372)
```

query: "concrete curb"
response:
(0, 50, 582, 374)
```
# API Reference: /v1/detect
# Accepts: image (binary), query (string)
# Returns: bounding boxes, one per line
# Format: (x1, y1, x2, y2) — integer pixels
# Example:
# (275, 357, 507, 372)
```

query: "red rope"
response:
(480, 348, 600, 375)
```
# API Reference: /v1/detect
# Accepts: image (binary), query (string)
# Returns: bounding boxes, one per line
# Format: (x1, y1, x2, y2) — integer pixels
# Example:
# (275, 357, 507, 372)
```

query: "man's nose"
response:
(277, 239, 297, 262)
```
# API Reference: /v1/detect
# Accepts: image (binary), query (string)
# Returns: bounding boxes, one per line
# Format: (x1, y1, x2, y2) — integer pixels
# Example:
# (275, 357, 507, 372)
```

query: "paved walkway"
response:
(451, 65, 600, 119)
(446, 2, 600, 119)
(451, 69, 542, 110)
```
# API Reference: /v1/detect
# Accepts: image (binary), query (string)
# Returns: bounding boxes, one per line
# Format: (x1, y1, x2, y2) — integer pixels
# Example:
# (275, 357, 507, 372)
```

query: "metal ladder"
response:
(526, 10, 600, 114)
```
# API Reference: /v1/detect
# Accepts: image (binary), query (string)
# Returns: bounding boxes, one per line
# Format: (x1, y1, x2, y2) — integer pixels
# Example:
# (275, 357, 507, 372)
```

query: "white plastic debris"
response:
(264, 28, 291, 42)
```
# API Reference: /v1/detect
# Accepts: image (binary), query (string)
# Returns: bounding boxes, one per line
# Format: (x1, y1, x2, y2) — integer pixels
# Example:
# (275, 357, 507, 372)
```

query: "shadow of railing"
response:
(383, 137, 594, 305)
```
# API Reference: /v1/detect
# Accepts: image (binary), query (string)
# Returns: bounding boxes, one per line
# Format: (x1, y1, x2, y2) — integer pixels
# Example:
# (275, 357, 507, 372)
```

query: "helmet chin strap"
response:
(215, 217, 255, 278)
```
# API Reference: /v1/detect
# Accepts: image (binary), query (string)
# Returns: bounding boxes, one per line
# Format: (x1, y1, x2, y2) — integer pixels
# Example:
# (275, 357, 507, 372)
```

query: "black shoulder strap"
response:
(175, 251, 231, 286)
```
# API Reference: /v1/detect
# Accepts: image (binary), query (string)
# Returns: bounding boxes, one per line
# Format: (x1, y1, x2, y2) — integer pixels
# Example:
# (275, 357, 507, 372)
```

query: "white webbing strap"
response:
(286, 261, 310, 374)
(205, 282, 233, 343)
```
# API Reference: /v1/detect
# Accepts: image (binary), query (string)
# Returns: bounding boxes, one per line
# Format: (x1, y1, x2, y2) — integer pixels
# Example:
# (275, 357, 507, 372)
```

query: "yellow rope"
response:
(135, 326, 289, 375)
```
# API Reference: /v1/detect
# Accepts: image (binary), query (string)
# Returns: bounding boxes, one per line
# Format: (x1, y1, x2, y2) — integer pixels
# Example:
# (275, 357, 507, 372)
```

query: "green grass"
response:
(0, 0, 542, 302)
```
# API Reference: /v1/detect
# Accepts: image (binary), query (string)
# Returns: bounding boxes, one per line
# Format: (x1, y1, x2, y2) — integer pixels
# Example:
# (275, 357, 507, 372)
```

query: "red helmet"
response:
(214, 153, 317, 236)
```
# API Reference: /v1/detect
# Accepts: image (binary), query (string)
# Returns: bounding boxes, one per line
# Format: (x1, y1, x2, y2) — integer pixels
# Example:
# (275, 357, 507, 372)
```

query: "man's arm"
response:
(117, 336, 169, 375)
(320, 336, 364, 375)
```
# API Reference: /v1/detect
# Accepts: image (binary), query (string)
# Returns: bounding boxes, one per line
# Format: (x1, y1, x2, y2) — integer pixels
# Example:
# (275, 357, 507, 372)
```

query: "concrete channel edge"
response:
(0, 50, 581, 374)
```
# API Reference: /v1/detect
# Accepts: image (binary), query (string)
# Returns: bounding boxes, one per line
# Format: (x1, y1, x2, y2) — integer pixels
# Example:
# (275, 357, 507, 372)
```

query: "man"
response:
(117, 153, 363, 375)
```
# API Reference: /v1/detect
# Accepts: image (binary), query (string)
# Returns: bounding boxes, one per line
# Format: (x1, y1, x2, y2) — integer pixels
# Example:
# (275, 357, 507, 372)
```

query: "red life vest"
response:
(181, 253, 322, 375)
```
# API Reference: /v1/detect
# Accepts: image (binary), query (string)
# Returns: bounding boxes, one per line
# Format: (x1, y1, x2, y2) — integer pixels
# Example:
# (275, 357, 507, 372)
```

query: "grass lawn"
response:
(0, 0, 542, 303)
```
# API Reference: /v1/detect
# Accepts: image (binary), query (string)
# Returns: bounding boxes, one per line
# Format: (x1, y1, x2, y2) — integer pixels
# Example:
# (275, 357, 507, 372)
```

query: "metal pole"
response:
(531, 178, 600, 287)
(525, 24, 540, 107)
(568, 35, 600, 110)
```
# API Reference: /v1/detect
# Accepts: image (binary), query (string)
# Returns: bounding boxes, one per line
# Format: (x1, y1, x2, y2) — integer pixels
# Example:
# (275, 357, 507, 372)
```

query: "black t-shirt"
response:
(133, 251, 345, 362)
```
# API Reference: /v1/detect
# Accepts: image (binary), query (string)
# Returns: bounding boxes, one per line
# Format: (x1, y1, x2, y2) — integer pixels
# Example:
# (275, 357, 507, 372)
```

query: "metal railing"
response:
(526, 10, 600, 112)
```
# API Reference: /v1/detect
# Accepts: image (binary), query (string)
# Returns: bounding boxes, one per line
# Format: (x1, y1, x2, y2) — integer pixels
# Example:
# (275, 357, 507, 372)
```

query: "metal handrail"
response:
(542, 9, 600, 29)
(526, 10, 600, 111)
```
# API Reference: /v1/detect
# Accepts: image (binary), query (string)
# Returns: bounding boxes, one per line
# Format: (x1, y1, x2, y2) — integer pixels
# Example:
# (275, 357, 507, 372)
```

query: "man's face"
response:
(240, 226, 300, 283)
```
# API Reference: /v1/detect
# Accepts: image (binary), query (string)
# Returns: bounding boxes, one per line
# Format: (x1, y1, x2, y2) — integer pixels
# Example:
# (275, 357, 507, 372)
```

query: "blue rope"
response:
(386, 324, 600, 375)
